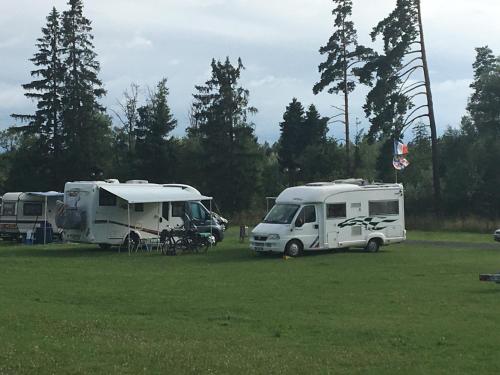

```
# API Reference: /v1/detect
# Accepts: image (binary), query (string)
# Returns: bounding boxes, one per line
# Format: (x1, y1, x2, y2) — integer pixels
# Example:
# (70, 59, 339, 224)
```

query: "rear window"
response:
(2, 202, 16, 216)
(23, 202, 43, 216)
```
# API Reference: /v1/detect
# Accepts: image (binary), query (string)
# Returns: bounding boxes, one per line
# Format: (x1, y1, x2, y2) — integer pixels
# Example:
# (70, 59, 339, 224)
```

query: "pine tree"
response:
(191, 57, 261, 214)
(359, 0, 440, 207)
(61, 0, 107, 181)
(313, 0, 372, 175)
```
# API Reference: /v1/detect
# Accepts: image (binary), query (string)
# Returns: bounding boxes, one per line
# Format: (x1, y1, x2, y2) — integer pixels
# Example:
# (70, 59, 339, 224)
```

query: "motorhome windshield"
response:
(263, 204, 300, 224)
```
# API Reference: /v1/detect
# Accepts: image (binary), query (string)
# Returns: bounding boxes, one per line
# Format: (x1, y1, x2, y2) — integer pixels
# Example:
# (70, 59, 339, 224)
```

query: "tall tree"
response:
(359, 0, 440, 207)
(191, 57, 262, 214)
(313, 0, 372, 175)
(135, 79, 177, 182)
(467, 47, 500, 136)
(10, 7, 65, 188)
(278, 98, 306, 185)
(61, 0, 108, 181)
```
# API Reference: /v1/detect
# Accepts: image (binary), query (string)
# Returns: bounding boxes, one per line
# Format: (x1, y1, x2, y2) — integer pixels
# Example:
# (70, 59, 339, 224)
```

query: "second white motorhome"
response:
(57, 180, 224, 248)
(250, 180, 406, 256)
(0, 191, 64, 242)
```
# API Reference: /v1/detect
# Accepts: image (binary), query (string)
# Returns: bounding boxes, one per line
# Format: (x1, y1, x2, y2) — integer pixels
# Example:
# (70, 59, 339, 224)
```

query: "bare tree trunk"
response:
(417, 0, 441, 212)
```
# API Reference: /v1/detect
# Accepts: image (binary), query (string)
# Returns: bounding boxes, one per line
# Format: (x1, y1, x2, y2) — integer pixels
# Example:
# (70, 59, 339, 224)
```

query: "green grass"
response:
(1, 230, 500, 374)
(407, 230, 495, 243)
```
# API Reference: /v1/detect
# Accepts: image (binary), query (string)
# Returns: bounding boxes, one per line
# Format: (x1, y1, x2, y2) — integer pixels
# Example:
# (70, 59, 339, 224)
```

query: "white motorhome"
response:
(0, 191, 64, 241)
(58, 180, 223, 248)
(250, 180, 406, 256)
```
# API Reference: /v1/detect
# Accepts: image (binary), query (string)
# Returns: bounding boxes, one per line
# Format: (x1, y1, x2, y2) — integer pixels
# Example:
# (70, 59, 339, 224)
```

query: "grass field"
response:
(1, 229, 500, 374)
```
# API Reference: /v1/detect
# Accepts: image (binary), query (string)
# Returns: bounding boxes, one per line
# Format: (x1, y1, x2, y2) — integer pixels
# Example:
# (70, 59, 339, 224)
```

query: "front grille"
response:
(254, 236, 268, 242)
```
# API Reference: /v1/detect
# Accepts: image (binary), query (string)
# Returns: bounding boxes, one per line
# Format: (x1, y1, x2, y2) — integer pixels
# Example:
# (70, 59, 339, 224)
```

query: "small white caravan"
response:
(58, 180, 221, 247)
(0, 191, 64, 241)
(250, 180, 406, 256)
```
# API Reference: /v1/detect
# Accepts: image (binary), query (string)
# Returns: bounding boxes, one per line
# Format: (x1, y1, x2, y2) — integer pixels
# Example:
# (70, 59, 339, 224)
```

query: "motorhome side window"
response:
(369, 200, 399, 216)
(162, 202, 169, 220)
(135, 203, 144, 212)
(172, 202, 185, 218)
(2, 202, 16, 216)
(327, 203, 346, 219)
(23, 202, 43, 216)
(99, 189, 117, 207)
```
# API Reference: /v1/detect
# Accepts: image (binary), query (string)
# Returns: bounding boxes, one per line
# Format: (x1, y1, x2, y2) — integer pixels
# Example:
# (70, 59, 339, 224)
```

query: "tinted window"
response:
(2, 202, 16, 216)
(23, 202, 43, 216)
(296, 206, 316, 226)
(172, 202, 185, 218)
(369, 200, 399, 216)
(327, 203, 346, 219)
(135, 203, 144, 212)
(189, 202, 206, 221)
(99, 189, 117, 207)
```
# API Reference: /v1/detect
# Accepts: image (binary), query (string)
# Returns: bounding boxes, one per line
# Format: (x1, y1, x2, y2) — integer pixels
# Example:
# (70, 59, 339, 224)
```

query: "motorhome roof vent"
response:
(105, 179, 120, 184)
(306, 182, 335, 187)
(126, 180, 149, 184)
(333, 179, 367, 186)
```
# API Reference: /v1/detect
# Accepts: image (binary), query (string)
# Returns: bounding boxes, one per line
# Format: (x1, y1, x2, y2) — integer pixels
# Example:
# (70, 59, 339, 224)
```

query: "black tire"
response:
(98, 243, 112, 250)
(365, 239, 380, 253)
(285, 240, 303, 257)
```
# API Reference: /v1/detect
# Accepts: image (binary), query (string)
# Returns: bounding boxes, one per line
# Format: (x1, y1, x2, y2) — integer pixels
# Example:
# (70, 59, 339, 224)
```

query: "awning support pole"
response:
(127, 203, 131, 256)
(210, 199, 213, 247)
(44, 196, 48, 245)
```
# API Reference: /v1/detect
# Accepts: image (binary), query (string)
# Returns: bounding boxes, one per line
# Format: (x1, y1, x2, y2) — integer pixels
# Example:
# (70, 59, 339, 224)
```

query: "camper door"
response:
(293, 205, 320, 250)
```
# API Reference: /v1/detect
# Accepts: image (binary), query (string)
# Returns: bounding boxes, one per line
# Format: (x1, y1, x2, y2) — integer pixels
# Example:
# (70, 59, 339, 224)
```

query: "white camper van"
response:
(0, 191, 64, 241)
(250, 181, 406, 256)
(58, 180, 224, 247)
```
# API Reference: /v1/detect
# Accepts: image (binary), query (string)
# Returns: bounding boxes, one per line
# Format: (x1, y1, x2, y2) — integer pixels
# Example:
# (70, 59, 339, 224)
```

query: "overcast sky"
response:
(1, 0, 499, 142)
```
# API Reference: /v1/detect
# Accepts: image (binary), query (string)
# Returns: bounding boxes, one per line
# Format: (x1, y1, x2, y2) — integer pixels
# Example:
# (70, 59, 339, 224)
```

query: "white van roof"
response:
(276, 182, 402, 204)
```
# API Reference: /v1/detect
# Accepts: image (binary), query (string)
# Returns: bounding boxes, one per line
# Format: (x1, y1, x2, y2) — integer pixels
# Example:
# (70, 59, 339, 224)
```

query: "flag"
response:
(394, 141, 409, 156)
(393, 155, 410, 170)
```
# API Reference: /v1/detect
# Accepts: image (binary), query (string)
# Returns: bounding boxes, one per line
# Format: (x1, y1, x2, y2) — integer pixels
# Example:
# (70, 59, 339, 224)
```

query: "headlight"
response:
(268, 234, 280, 240)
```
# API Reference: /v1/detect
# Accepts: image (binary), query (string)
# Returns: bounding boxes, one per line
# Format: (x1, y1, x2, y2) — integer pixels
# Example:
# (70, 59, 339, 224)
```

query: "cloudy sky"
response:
(1, 0, 499, 142)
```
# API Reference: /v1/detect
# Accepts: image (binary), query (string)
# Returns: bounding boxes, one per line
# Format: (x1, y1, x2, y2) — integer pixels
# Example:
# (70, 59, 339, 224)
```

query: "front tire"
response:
(285, 240, 303, 257)
(365, 239, 380, 253)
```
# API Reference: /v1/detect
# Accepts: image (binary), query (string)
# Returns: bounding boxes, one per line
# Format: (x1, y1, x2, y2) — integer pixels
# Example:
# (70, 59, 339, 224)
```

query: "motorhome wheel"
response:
(366, 239, 380, 253)
(285, 240, 303, 257)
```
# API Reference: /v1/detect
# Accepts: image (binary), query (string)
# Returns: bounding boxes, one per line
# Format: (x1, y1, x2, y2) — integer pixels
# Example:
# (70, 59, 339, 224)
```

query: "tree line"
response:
(1, 0, 499, 219)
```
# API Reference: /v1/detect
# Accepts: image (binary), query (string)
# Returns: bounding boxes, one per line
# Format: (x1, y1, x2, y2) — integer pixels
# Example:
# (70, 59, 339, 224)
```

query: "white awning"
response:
(100, 185, 211, 204)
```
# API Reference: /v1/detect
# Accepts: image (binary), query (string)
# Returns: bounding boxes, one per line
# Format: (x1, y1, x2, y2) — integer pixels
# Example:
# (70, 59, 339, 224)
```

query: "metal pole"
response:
(210, 199, 213, 247)
(157, 202, 160, 252)
(44, 196, 47, 245)
(127, 203, 131, 255)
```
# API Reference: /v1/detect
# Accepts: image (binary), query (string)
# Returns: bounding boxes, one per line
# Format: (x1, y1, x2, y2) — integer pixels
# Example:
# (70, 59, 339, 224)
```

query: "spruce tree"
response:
(313, 0, 372, 175)
(191, 57, 261, 214)
(135, 79, 177, 182)
(61, 0, 107, 181)
(278, 98, 305, 185)
(10, 7, 65, 188)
